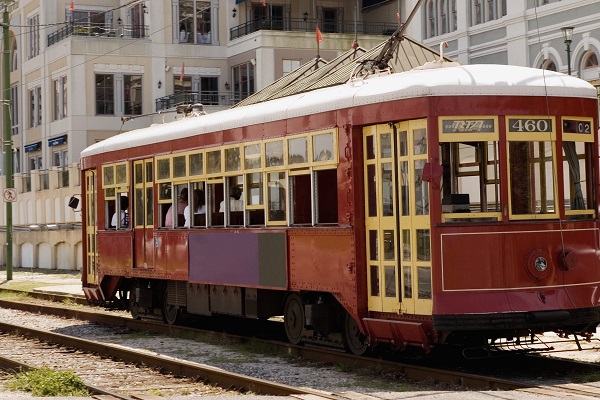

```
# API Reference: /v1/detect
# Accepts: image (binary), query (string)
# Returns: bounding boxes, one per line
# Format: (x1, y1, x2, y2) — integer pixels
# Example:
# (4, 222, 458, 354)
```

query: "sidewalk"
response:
(0, 267, 84, 297)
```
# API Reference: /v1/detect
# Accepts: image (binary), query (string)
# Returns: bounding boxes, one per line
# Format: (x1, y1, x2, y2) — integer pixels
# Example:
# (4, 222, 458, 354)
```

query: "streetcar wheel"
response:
(162, 286, 180, 325)
(284, 294, 305, 345)
(343, 312, 369, 355)
(130, 282, 141, 320)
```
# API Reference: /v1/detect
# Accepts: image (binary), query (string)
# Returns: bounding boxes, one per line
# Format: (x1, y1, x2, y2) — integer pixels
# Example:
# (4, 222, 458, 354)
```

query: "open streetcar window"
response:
(102, 162, 130, 230)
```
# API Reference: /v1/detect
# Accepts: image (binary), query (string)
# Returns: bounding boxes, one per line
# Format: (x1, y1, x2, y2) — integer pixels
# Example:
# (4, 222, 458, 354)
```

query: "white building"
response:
(0, 0, 400, 270)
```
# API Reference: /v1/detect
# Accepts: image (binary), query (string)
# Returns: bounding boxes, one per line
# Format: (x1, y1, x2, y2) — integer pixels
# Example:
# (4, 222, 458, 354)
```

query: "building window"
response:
(10, 40, 17, 72)
(53, 149, 68, 167)
(29, 86, 41, 128)
(29, 155, 42, 172)
(581, 52, 598, 82)
(52, 76, 68, 121)
(28, 14, 40, 59)
(96, 74, 114, 115)
(10, 85, 19, 136)
(178, 1, 212, 44)
(542, 59, 556, 71)
(71, 9, 105, 26)
(124, 75, 142, 115)
(14, 149, 20, 174)
(129, 3, 146, 38)
(471, 0, 506, 25)
(283, 60, 300, 75)
(232, 62, 255, 101)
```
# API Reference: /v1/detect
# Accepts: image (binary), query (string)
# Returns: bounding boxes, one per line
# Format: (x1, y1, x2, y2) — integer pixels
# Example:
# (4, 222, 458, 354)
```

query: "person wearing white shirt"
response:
(184, 189, 206, 227)
(219, 185, 244, 212)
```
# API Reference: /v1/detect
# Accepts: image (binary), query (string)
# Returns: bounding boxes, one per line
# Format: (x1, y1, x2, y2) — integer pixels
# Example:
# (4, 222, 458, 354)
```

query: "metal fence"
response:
(48, 23, 149, 47)
(230, 17, 398, 40)
(155, 91, 240, 111)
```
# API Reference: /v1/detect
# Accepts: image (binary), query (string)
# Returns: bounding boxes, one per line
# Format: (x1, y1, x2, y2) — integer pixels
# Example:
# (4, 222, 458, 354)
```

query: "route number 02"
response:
(509, 118, 552, 133)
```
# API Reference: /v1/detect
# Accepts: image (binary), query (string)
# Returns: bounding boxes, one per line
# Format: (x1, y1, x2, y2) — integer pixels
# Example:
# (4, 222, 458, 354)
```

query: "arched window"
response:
(542, 59, 556, 71)
(426, 0, 436, 38)
(581, 51, 599, 81)
(440, 0, 447, 35)
(10, 38, 17, 72)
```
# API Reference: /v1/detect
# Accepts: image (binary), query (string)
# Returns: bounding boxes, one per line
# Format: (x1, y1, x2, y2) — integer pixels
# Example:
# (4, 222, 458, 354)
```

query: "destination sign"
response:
(441, 118, 495, 133)
(563, 118, 592, 134)
(508, 118, 553, 133)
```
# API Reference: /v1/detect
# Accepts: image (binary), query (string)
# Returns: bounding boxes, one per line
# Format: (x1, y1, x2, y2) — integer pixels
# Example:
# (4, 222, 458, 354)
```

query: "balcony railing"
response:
(230, 17, 398, 40)
(155, 91, 241, 112)
(48, 23, 149, 47)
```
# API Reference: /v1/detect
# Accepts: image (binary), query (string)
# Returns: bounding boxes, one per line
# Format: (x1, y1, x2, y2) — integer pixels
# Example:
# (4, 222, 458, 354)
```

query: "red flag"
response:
(316, 26, 323, 43)
(70, 1, 74, 11)
(180, 63, 185, 82)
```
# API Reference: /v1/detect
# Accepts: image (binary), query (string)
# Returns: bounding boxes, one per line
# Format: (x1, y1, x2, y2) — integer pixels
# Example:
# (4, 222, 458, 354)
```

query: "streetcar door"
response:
(396, 120, 432, 316)
(84, 170, 98, 285)
(133, 159, 154, 268)
(364, 124, 400, 313)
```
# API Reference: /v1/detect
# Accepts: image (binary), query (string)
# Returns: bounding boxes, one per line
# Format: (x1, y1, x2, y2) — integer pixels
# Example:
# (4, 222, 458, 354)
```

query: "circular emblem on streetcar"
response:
(534, 257, 547, 272)
(525, 249, 552, 281)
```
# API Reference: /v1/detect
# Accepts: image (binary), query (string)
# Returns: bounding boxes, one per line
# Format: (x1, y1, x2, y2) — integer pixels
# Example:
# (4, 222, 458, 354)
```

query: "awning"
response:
(48, 135, 67, 147)
(24, 142, 41, 153)
(235, 0, 248, 4)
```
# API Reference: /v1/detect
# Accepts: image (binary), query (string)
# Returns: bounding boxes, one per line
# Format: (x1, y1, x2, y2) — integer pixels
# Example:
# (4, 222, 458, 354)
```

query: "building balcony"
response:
(47, 23, 149, 47)
(155, 91, 241, 112)
(230, 17, 398, 40)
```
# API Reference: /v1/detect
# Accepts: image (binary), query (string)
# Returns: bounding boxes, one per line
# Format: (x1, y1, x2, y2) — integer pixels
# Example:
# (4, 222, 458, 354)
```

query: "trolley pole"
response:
(2, 4, 12, 281)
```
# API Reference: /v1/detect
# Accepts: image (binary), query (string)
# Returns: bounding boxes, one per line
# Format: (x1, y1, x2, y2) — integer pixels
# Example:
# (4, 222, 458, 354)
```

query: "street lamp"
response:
(561, 26, 574, 75)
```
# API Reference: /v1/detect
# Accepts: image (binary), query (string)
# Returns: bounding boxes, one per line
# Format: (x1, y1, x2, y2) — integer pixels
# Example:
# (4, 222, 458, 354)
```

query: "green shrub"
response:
(6, 366, 89, 397)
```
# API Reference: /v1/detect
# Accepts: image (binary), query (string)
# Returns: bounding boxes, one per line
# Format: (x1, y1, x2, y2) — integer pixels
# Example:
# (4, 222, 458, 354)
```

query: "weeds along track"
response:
(0, 329, 232, 398)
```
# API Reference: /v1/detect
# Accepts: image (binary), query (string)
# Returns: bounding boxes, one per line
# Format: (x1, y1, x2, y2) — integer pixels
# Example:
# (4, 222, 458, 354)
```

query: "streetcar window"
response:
(440, 141, 500, 221)
(312, 133, 334, 162)
(225, 147, 241, 173)
(509, 141, 556, 216)
(207, 150, 222, 174)
(417, 266, 431, 299)
(109, 193, 129, 230)
(288, 137, 308, 165)
(290, 173, 311, 225)
(173, 155, 186, 178)
(266, 140, 284, 168)
(267, 171, 287, 223)
(244, 144, 262, 169)
(207, 182, 224, 227)
(315, 169, 337, 224)
(246, 172, 264, 226)
(563, 141, 593, 219)
(189, 152, 203, 176)
(222, 176, 244, 226)
(186, 181, 206, 228)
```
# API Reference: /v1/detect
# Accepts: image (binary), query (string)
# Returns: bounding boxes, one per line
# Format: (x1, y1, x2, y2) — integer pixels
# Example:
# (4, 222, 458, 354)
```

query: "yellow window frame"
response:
(310, 128, 338, 166)
(223, 144, 242, 176)
(102, 162, 129, 188)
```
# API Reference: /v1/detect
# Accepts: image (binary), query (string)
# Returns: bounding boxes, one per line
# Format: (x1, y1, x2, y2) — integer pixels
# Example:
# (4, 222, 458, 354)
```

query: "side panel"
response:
(436, 225, 600, 314)
(288, 229, 358, 312)
(188, 231, 286, 288)
(97, 231, 132, 275)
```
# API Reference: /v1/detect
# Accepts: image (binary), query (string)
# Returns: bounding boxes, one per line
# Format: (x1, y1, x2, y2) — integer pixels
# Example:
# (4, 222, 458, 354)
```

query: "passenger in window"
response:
(165, 187, 188, 227)
(184, 189, 206, 227)
(111, 196, 129, 229)
(219, 185, 244, 212)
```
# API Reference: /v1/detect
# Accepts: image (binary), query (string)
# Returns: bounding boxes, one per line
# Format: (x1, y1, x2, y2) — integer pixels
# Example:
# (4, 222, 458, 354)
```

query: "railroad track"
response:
(2, 290, 600, 398)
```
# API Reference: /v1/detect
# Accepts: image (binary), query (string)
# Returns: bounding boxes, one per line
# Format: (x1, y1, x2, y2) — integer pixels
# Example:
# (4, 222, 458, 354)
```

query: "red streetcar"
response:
(79, 58, 600, 355)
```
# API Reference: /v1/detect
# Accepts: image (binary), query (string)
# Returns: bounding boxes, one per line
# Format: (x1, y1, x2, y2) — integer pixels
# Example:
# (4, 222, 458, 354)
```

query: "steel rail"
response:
(3, 294, 600, 397)
(0, 321, 344, 398)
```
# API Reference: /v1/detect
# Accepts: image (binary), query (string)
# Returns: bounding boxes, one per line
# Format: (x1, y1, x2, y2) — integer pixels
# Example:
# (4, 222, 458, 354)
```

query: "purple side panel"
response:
(188, 233, 259, 286)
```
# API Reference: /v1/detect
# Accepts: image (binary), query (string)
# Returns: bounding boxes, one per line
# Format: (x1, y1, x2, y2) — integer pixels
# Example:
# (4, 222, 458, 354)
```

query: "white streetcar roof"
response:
(82, 64, 596, 158)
